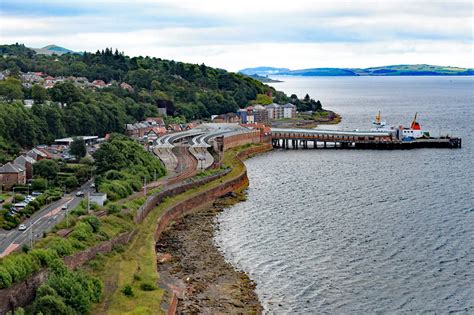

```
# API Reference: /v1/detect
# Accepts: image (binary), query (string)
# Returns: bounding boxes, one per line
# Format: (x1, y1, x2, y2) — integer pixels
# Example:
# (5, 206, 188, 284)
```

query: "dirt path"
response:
(156, 195, 262, 314)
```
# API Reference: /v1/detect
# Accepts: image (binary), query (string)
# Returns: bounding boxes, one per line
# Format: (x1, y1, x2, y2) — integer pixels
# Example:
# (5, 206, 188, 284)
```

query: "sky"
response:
(1, 0, 473, 71)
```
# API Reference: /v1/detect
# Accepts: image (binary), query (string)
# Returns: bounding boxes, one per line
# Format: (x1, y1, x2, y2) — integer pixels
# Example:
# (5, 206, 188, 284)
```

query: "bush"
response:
(29, 249, 59, 267)
(47, 237, 74, 256)
(0, 265, 13, 288)
(64, 176, 79, 189)
(106, 204, 120, 215)
(32, 263, 102, 315)
(122, 284, 134, 297)
(31, 178, 48, 191)
(13, 194, 25, 202)
(84, 216, 101, 233)
(139, 282, 156, 291)
(33, 294, 70, 315)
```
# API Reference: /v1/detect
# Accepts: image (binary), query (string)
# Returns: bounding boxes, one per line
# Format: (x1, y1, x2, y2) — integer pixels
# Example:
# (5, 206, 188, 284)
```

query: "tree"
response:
(0, 77, 23, 101)
(33, 160, 60, 180)
(49, 82, 83, 105)
(64, 176, 79, 189)
(31, 177, 48, 191)
(251, 93, 272, 105)
(69, 137, 86, 160)
(32, 84, 49, 104)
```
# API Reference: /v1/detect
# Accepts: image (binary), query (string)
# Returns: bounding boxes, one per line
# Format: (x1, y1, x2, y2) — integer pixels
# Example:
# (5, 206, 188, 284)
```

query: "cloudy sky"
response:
(1, 0, 473, 71)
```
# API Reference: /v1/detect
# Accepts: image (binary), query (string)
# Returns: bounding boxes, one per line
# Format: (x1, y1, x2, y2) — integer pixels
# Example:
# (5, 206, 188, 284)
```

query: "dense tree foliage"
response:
(290, 93, 323, 112)
(33, 160, 60, 180)
(93, 134, 166, 200)
(32, 260, 102, 315)
(0, 44, 287, 121)
(69, 137, 87, 160)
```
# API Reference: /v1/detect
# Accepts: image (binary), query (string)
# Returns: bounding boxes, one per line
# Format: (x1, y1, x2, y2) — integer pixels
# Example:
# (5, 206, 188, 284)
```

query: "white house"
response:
(89, 193, 107, 207)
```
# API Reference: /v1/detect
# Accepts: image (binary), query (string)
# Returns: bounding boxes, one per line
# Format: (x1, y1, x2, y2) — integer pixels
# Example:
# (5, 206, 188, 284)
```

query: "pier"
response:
(271, 128, 462, 149)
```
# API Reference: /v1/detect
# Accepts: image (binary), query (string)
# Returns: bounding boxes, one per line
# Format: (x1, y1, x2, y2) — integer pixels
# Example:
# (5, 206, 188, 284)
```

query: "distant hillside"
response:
(240, 65, 474, 76)
(247, 74, 283, 83)
(32, 45, 80, 55)
(240, 66, 290, 76)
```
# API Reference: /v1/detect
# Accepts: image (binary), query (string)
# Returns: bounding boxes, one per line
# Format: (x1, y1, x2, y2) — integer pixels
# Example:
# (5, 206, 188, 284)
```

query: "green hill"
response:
(240, 65, 474, 76)
(32, 44, 79, 55)
(0, 43, 289, 161)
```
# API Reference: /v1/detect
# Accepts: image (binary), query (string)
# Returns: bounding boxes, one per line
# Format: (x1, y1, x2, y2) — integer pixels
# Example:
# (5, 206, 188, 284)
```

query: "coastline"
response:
(156, 193, 262, 314)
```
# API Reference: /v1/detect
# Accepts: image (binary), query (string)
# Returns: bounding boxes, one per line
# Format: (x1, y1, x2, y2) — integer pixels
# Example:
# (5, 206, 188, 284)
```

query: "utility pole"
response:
(66, 206, 69, 228)
(29, 223, 33, 248)
(87, 192, 90, 213)
(154, 169, 157, 182)
(143, 177, 147, 196)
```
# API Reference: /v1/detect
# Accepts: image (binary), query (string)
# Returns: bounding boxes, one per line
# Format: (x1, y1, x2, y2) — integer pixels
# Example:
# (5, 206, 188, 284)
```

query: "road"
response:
(0, 180, 94, 258)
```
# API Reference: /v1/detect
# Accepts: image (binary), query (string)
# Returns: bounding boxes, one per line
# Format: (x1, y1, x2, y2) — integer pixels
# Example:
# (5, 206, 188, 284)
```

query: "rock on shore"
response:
(156, 196, 262, 314)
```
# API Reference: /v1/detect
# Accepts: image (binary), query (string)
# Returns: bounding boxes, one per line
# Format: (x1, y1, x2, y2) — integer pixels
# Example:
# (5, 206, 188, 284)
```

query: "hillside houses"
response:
(0, 70, 134, 92)
(125, 117, 195, 141)
(0, 148, 52, 190)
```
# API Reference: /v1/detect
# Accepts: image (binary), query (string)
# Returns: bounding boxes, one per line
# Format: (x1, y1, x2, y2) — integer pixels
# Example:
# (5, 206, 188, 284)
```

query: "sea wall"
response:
(222, 130, 262, 151)
(154, 142, 273, 242)
(134, 169, 231, 224)
(0, 230, 136, 315)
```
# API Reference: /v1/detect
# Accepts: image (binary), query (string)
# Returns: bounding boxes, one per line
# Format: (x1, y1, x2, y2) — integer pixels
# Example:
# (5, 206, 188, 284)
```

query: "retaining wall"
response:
(134, 169, 231, 224)
(222, 130, 262, 151)
(154, 142, 273, 242)
(0, 230, 136, 315)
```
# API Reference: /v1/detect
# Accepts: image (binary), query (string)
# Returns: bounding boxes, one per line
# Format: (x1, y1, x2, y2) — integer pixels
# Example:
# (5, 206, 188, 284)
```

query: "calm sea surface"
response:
(215, 76, 474, 314)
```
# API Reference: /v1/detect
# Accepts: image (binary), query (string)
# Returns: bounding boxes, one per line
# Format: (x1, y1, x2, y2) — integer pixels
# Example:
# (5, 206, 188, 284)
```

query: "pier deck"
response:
(271, 128, 462, 149)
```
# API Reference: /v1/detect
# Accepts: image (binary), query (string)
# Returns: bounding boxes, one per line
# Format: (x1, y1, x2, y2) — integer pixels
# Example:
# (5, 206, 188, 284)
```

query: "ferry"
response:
(371, 112, 430, 141)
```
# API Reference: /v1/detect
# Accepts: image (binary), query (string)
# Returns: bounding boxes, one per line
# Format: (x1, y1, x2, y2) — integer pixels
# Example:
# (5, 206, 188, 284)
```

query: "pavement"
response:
(0, 180, 95, 258)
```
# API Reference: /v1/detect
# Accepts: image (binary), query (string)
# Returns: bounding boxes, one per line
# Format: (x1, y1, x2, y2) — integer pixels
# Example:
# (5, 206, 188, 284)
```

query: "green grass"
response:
(91, 144, 262, 314)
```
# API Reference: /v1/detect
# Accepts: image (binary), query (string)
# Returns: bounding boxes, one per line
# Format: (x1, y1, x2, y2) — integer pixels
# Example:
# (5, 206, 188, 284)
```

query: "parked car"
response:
(18, 224, 27, 231)
(61, 204, 68, 210)
(0, 199, 4, 204)
(31, 192, 42, 196)
(76, 191, 85, 197)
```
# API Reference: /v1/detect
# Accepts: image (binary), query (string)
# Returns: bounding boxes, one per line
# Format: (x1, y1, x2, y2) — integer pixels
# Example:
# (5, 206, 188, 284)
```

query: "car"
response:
(91, 183, 95, 188)
(18, 224, 27, 231)
(76, 191, 85, 197)
(61, 204, 68, 210)
(31, 192, 42, 196)
(0, 199, 4, 204)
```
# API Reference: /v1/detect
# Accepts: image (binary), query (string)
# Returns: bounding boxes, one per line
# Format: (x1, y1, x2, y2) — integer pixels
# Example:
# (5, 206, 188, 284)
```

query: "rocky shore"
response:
(156, 193, 262, 314)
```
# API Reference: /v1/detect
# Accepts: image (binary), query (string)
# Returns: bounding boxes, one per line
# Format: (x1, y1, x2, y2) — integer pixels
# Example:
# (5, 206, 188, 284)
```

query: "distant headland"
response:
(240, 65, 474, 76)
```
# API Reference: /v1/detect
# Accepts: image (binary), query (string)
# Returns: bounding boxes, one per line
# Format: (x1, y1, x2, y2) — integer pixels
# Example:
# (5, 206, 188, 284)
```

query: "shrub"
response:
(31, 178, 48, 191)
(106, 204, 120, 215)
(47, 237, 74, 256)
(13, 194, 25, 202)
(64, 176, 79, 189)
(0, 266, 13, 288)
(33, 261, 102, 314)
(69, 222, 94, 242)
(84, 216, 101, 233)
(122, 284, 134, 297)
(139, 282, 156, 291)
(33, 295, 70, 315)
(30, 249, 59, 267)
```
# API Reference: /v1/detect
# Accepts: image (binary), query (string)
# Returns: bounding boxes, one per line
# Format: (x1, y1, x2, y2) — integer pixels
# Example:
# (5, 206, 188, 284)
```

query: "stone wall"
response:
(0, 230, 136, 315)
(154, 143, 272, 242)
(134, 169, 231, 224)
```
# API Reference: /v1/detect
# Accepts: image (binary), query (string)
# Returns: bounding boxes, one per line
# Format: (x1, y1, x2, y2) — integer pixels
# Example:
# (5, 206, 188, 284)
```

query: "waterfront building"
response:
(282, 103, 297, 118)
